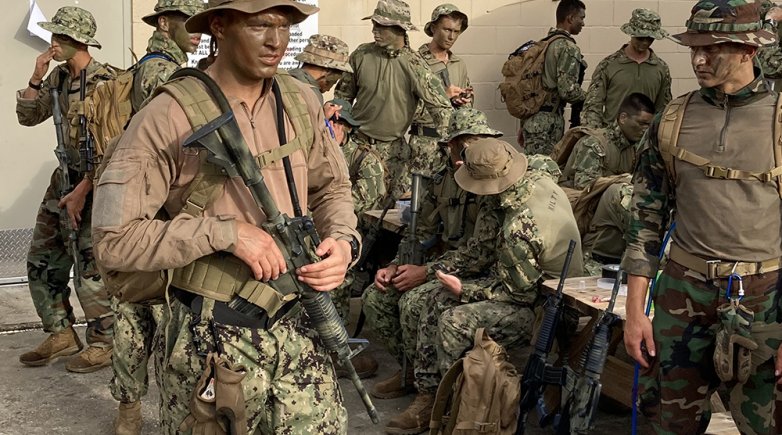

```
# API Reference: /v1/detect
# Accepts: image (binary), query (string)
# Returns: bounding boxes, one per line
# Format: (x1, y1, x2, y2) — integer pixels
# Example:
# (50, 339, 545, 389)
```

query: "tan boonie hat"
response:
(143, 0, 207, 27)
(295, 34, 353, 73)
(671, 0, 777, 47)
(445, 108, 503, 142)
(186, 0, 319, 34)
(363, 0, 417, 32)
(39, 6, 101, 49)
(424, 4, 468, 37)
(454, 138, 528, 195)
(621, 9, 669, 40)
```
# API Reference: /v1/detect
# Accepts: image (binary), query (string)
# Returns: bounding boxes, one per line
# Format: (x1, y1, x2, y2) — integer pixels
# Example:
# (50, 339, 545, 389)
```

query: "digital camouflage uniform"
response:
(582, 9, 672, 128)
(757, 3, 782, 87)
(622, 2, 782, 433)
(16, 7, 115, 352)
(522, 28, 586, 155)
(111, 0, 204, 408)
(560, 121, 636, 190)
(408, 4, 471, 178)
(289, 34, 352, 104)
(335, 0, 452, 201)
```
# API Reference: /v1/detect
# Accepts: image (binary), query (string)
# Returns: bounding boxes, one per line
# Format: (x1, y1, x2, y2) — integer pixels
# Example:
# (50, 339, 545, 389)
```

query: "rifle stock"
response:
(175, 68, 379, 424)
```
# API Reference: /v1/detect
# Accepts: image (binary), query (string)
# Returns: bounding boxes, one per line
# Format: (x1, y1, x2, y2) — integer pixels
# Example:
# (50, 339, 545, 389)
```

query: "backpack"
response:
(498, 33, 573, 121)
(551, 126, 607, 167)
(571, 174, 631, 236)
(430, 328, 521, 435)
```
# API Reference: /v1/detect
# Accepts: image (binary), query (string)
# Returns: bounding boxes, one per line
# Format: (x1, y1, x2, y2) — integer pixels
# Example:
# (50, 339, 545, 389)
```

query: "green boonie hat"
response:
(295, 34, 353, 73)
(621, 9, 669, 40)
(363, 0, 417, 32)
(38, 6, 101, 49)
(454, 137, 528, 196)
(671, 0, 777, 47)
(186, 0, 319, 34)
(424, 4, 468, 37)
(328, 99, 360, 127)
(445, 108, 503, 142)
(143, 0, 207, 27)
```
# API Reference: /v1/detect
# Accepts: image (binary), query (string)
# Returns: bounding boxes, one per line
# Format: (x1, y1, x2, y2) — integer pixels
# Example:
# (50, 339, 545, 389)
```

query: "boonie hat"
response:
(454, 138, 528, 195)
(621, 9, 669, 40)
(295, 34, 353, 73)
(39, 6, 101, 49)
(186, 0, 318, 34)
(445, 108, 503, 142)
(363, 0, 417, 32)
(671, 0, 776, 47)
(424, 4, 468, 37)
(143, 0, 206, 26)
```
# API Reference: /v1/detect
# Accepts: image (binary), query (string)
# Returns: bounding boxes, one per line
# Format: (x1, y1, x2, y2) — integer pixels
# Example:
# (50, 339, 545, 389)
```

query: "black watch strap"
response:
(349, 235, 360, 262)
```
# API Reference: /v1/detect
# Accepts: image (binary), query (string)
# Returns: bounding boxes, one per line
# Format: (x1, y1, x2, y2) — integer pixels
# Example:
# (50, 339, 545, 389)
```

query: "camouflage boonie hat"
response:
(424, 4, 468, 37)
(143, 0, 207, 27)
(38, 6, 101, 49)
(454, 137, 528, 196)
(363, 0, 417, 32)
(445, 108, 503, 142)
(295, 34, 353, 73)
(621, 9, 669, 39)
(328, 99, 360, 127)
(671, 0, 777, 47)
(186, 0, 319, 34)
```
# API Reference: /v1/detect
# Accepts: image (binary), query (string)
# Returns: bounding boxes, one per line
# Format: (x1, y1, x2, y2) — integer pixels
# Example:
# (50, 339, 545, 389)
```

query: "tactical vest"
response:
(152, 71, 314, 312)
(430, 169, 477, 248)
(657, 90, 782, 262)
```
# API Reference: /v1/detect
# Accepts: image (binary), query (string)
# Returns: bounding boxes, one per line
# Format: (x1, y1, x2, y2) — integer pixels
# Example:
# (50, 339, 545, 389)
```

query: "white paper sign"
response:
(27, 0, 51, 44)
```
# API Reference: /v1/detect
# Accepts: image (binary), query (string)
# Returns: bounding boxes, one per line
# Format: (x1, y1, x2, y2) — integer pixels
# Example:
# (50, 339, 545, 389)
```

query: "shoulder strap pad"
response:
(657, 92, 694, 184)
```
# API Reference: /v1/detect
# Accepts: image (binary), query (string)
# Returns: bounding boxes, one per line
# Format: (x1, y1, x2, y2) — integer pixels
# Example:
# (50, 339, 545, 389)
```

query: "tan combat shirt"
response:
(92, 73, 359, 273)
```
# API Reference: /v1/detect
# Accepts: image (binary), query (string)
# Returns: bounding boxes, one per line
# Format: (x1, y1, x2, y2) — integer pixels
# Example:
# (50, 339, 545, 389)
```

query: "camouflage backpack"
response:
(430, 328, 521, 435)
(499, 33, 574, 121)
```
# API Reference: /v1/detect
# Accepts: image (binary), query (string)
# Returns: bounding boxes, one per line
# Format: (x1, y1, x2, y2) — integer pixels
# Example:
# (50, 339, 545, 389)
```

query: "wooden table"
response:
(363, 208, 406, 233)
(541, 277, 737, 434)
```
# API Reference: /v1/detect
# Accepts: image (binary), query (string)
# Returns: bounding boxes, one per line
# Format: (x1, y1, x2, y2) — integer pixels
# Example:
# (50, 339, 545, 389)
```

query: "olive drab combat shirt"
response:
(411, 43, 472, 128)
(623, 76, 782, 277)
(130, 30, 189, 113)
(561, 122, 636, 189)
(334, 42, 452, 142)
(16, 58, 115, 177)
(91, 74, 359, 273)
(582, 45, 672, 128)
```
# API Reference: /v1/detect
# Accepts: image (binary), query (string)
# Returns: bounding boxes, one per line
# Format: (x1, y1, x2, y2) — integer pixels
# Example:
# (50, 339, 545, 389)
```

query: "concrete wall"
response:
(0, 0, 132, 230)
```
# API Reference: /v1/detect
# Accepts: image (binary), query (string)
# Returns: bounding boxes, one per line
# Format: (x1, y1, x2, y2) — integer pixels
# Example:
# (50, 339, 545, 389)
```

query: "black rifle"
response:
(78, 70, 95, 174)
(559, 271, 623, 434)
(516, 240, 577, 434)
(397, 172, 426, 266)
(174, 68, 379, 424)
(51, 84, 82, 288)
(356, 196, 396, 269)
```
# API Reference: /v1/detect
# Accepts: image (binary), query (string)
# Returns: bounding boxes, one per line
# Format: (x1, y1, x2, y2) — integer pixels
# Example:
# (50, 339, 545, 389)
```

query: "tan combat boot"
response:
(65, 344, 113, 373)
(371, 365, 415, 399)
(385, 392, 434, 435)
(335, 354, 379, 379)
(19, 326, 83, 366)
(114, 401, 142, 435)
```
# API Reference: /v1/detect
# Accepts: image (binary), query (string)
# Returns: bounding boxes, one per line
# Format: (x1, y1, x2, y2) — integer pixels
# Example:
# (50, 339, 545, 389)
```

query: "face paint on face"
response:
(431, 16, 463, 52)
(317, 69, 343, 93)
(372, 22, 404, 49)
(51, 34, 78, 62)
(169, 14, 202, 54)
(690, 43, 750, 91)
(619, 111, 654, 142)
(629, 36, 654, 53)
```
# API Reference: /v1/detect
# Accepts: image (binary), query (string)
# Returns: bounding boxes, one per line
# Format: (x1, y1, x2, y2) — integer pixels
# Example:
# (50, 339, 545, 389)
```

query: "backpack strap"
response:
(256, 71, 313, 168)
(658, 92, 694, 184)
(429, 357, 465, 433)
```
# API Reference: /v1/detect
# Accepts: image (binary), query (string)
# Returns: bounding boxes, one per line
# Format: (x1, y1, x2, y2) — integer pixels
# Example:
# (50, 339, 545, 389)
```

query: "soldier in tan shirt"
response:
(92, 1, 360, 433)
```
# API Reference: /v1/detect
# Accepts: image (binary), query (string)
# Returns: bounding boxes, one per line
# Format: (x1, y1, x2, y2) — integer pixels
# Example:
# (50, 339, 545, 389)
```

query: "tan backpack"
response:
(551, 126, 608, 167)
(498, 33, 573, 121)
(430, 328, 521, 435)
(571, 174, 632, 236)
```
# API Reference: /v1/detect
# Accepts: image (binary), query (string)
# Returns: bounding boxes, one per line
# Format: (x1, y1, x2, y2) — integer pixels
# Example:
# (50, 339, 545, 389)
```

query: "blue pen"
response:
(325, 119, 336, 139)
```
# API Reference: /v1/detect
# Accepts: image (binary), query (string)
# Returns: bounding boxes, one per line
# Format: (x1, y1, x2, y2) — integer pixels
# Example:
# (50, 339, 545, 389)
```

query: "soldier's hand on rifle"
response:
(296, 237, 352, 292)
(31, 47, 55, 87)
(435, 270, 462, 297)
(58, 178, 91, 229)
(232, 221, 287, 282)
(374, 265, 398, 292)
(391, 264, 427, 292)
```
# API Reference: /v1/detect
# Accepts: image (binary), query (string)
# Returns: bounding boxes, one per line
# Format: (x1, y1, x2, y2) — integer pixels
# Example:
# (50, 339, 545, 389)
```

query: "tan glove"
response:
(214, 355, 248, 435)
(179, 353, 228, 435)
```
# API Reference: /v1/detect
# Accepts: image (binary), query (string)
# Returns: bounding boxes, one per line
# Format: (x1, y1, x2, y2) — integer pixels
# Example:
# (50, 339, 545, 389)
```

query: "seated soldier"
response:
(387, 138, 584, 434)
(582, 181, 633, 272)
(362, 107, 503, 402)
(560, 92, 655, 189)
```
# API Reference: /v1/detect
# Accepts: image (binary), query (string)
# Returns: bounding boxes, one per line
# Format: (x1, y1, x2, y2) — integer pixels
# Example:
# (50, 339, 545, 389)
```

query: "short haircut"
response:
(618, 93, 655, 118)
(556, 0, 586, 23)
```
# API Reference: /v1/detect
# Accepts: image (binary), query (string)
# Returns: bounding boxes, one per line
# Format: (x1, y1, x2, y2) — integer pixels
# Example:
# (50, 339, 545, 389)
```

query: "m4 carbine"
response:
(78, 70, 96, 174)
(174, 68, 379, 424)
(397, 172, 426, 266)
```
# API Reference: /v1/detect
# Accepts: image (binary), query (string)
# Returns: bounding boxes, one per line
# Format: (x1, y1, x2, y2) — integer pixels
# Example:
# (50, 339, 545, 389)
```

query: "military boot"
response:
(385, 392, 434, 434)
(371, 366, 415, 399)
(19, 326, 83, 366)
(335, 354, 379, 379)
(65, 344, 113, 373)
(114, 401, 142, 435)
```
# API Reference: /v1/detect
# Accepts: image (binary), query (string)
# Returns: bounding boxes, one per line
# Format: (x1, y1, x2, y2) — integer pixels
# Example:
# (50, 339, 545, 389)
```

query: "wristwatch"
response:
(348, 235, 360, 262)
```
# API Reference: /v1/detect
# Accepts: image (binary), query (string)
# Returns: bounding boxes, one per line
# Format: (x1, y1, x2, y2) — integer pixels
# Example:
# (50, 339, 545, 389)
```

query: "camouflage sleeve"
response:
(351, 154, 386, 215)
(621, 115, 673, 277)
(16, 69, 58, 127)
(464, 75, 474, 108)
(405, 53, 453, 138)
(655, 61, 673, 113)
(494, 210, 544, 305)
(548, 39, 586, 105)
(757, 44, 782, 79)
(334, 51, 358, 102)
(581, 58, 609, 128)
(133, 59, 179, 112)
(571, 136, 604, 189)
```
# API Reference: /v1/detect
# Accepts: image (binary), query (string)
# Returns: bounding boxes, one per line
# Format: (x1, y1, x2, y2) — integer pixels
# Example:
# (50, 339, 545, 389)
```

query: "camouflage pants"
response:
(639, 260, 782, 434)
(358, 136, 409, 201)
(27, 169, 113, 346)
(408, 134, 447, 179)
(414, 278, 534, 393)
(582, 182, 632, 260)
(110, 299, 164, 403)
(521, 111, 565, 155)
(157, 299, 347, 434)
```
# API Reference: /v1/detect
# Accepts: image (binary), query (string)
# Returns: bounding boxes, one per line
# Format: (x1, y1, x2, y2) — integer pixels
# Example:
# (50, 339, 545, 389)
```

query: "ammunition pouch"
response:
(714, 303, 757, 384)
(180, 353, 228, 435)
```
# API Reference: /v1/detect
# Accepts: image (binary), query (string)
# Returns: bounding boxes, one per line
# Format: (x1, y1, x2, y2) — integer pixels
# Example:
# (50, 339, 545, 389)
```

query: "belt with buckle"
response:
(669, 243, 782, 280)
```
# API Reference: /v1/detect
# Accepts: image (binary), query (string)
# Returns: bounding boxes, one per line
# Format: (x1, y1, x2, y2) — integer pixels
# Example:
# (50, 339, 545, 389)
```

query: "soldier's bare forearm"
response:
(626, 274, 650, 319)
